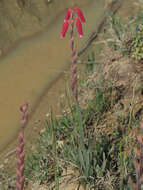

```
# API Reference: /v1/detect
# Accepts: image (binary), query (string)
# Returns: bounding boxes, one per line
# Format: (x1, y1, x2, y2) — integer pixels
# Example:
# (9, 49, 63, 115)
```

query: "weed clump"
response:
(132, 25, 143, 61)
(25, 78, 132, 189)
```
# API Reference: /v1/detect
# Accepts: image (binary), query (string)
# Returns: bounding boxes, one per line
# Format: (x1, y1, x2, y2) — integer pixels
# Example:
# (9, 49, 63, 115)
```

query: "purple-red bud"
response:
(19, 152, 25, 162)
(16, 158, 23, 168)
(16, 143, 24, 154)
(19, 164, 25, 176)
(18, 132, 24, 143)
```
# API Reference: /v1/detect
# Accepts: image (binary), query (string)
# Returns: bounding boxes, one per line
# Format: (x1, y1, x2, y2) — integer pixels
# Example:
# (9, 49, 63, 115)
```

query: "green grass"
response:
(25, 66, 141, 189)
(102, 10, 143, 61)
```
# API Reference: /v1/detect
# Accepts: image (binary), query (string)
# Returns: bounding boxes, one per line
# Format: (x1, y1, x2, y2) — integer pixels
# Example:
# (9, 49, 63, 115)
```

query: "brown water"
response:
(0, 0, 106, 153)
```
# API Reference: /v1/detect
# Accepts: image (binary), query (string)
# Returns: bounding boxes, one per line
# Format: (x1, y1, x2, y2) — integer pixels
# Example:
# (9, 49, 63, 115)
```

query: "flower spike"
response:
(74, 8, 86, 24)
(60, 7, 86, 100)
(61, 20, 69, 38)
(75, 18, 83, 37)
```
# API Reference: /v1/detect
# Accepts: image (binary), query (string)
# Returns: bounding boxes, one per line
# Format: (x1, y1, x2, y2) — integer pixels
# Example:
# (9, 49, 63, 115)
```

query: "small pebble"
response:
(46, 113, 50, 117)
(34, 119, 41, 124)
(4, 158, 8, 164)
(40, 128, 46, 134)
(0, 164, 4, 169)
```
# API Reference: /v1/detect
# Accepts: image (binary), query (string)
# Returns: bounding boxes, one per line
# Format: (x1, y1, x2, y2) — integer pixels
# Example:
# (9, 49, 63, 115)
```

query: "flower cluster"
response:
(61, 8, 86, 38)
(136, 24, 143, 31)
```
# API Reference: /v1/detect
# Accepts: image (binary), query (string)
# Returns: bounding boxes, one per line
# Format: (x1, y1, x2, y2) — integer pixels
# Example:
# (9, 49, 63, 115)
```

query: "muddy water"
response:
(0, 0, 106, 154)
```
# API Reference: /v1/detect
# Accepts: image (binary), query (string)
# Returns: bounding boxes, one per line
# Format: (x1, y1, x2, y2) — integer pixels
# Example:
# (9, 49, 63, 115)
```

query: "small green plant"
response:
(25, 115, 62, 187)
(84, 51, 96, 73)
(48, 112, 60, 190)
(104, 15, 135, 57)
(104, 11, 143, 60)
(107, 15, 128, 43)
(132, 25, 143, 60)
(63, 124, 116, 189)
(129, 122, 143, 190)
(0, 183, 4, 190)
(107, 40, 119, 51)
(59, 85, 117, 189)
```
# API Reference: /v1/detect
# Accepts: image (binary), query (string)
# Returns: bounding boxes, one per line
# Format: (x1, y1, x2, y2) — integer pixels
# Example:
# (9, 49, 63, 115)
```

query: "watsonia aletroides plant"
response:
(61, 7, 86, 101)
(16, 102, 29, 190)
(129, 122, 143, 190)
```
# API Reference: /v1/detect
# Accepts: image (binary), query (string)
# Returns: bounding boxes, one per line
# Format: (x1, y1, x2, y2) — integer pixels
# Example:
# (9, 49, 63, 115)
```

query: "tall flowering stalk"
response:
(129, 122, 143, 190)
(16, 103, 29, 190)
(61, 8, 86, 101)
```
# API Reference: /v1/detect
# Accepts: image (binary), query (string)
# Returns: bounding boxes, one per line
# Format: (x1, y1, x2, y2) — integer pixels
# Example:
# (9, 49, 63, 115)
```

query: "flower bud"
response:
(74, 8, 86, 24)
(64, 8, 72, 22)
(61, 20, 69, 38)
(75, 18, 83, 37)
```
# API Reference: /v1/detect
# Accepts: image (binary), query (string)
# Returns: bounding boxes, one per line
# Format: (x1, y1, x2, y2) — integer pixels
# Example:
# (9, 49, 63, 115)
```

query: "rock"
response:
(3, 158, 8, 164)
(0, 164, 4, 169)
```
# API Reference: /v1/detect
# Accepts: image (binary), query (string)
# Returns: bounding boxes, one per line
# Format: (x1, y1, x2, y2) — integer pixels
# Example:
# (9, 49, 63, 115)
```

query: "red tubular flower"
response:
(61, 20, 69, 38)
(75, 18, 83, 37)
(64, 8, 72, 22)
(74, 8, 86, 24)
